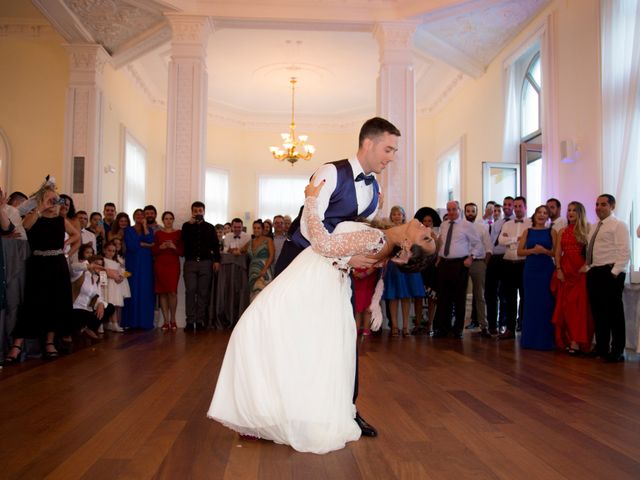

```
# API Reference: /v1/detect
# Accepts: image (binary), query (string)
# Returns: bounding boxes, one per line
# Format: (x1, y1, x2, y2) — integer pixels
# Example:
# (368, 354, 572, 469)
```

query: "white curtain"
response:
(540, 13, 560, 199)
(124, 131, 146, 216)
(436, 143, 460, 208)
(204, 167, 229, 225)
(258, 175, 308, 220)
(501, 62, 520, 165)
(601, 0, 640, 226)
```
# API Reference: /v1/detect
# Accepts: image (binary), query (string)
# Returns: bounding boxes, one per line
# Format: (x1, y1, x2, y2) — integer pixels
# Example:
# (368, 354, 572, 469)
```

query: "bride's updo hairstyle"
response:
(390, 244, 436, 273)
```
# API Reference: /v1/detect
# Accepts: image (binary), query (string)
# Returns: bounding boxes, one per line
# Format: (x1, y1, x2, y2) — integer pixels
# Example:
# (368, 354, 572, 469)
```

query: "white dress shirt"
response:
(586, 213, 630, 276)
(489, 215, 513, 255)
(74, 271, 108, 311)
(300, 156, 377, 242)
(2, 205, 27, 240)
(223, 231, 250, 252)
(549, 217, 568, 232)
(498, 217, 532, 261)
(472, 222, 492, 258)
(438, 218, 483, 259)
(81, 228, 97, 251)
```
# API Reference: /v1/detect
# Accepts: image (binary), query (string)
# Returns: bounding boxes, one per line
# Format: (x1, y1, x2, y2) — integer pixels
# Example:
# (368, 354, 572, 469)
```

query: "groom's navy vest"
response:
(289, 159, 380, 249)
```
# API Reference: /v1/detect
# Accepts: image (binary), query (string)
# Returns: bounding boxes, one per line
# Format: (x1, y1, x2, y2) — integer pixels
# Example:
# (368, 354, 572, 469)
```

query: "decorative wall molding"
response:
(125, 64, 166, 107)
(374, 22, 419, 64)
(0, 18, 57, 38)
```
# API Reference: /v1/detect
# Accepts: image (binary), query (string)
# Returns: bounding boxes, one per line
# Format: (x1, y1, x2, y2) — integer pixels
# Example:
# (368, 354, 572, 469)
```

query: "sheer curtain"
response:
(436, 143, 460, 209)
(501, 62, 520, 165)
(124, 131, 146, 216)
(204, 167, 229, 225)
(540, 12, 560, 199)
(258, 175, 308, 220)
(601, 0, 640, 229)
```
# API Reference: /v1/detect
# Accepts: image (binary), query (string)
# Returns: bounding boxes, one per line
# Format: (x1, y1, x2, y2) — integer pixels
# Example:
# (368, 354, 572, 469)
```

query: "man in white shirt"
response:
(485, 197, 513, 335)
(498, 196, 531, 339)
(76, 210, 97, 251)
(464, 203, 492, 337)
(433, 201, 483, 339)
(547, 198, 567, 232)
(223, 218, 250, 253)
(585, 194, 630, 362)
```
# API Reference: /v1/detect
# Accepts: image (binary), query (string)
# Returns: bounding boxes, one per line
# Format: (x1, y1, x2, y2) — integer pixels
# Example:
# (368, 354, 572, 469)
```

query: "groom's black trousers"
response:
(273, 239, 361, 404)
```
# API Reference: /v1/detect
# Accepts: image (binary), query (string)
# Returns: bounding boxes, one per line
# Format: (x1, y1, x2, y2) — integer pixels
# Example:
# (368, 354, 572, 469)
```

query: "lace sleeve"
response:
(303, 197, 386, 257)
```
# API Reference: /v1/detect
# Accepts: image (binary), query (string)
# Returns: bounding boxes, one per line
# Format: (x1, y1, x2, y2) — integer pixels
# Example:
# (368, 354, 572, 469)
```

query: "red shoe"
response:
(161, 323, 170, 331)
(170, 321, 177, 331)
(362, 328, 371, 336)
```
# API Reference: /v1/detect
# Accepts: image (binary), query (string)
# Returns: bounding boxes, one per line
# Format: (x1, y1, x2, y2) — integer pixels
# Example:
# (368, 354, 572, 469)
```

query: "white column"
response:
(164, 14, 212, 222)
(64, 44, 109, 211)
(374, 22, 418, 216)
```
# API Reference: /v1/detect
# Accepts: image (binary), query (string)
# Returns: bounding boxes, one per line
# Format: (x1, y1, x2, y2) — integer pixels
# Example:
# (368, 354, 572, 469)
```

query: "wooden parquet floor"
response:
(1, 329, 639, 480)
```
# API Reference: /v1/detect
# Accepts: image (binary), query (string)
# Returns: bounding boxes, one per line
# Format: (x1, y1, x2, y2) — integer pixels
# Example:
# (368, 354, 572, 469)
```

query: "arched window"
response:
(521, 53, 541, 139)
(520, 52, 542, 210)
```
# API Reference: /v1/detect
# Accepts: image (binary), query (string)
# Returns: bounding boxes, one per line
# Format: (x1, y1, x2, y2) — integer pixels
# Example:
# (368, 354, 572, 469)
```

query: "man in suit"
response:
(274, 116, 401, 438)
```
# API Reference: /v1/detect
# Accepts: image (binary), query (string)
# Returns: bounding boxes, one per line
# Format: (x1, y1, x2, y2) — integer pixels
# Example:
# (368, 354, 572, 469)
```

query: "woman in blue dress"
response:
(517, 205, 557, 350)
(122, 208, 155, 329)
(383, 206, 425, 336)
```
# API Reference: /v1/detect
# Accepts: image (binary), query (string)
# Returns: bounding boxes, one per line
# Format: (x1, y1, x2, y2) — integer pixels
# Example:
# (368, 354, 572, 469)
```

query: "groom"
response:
(274, 116, 401, 438)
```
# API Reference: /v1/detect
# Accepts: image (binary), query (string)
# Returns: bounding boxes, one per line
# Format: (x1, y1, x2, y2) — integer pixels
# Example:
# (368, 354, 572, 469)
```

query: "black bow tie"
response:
(515, 220, 524, 223)
(355, 172, 375, 185)
(234, 235, 240, 239)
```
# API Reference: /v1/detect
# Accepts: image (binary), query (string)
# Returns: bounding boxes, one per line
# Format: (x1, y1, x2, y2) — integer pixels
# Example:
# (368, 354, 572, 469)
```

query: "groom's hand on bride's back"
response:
(348, 255, 378, 269)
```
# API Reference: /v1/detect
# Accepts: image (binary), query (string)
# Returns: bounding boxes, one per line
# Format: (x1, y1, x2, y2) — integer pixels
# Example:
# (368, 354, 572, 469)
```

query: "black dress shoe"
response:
(184, 323, 195, 332)
(355, 413, 378, 437)
(196, 322, 206, 331)
(452, 331, 463, 339)
(603, 353, 625, 363)
(430, 330, 448, 338)
(498, 330, 516, 340)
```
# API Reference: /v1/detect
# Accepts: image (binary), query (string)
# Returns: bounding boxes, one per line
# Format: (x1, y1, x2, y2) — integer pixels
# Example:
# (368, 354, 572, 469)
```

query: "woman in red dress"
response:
(152, 211, 183, 330)
(552, 201, 594, 354)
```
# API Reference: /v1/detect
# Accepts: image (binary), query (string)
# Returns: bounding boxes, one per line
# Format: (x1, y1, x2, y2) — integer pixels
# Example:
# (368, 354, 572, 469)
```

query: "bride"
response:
(207, 178, 435, 454)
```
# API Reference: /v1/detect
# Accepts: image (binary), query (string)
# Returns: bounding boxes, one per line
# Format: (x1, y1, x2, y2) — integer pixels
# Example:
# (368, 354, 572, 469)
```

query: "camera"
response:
(51, 197, 66, 206)
(194, 214, 204, 222)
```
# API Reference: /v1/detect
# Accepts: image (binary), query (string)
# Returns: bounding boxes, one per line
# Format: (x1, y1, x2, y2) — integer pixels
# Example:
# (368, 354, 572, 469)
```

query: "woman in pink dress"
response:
(552, 201, 594, 354)
(152, 211, 183, 330)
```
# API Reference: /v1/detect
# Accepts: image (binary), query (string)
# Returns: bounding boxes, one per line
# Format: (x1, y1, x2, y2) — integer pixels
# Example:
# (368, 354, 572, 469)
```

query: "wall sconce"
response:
(560, 140, 580, 164)
(104, 164, 116, 174)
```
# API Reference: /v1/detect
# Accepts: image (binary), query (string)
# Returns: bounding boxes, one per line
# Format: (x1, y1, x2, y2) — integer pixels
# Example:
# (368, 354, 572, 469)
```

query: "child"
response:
(352, 266, 379, 336)
(102, 240, 131, 332)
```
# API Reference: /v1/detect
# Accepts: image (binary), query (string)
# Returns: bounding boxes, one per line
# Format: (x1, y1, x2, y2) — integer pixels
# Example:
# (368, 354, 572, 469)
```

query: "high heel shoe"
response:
(402, 329, 411, 337)
(170, 321, 177, 331)
(4, 344, 23, 365)
(391, 328, 400, 337)
(44, 342, 59, 360)
(161, 323, 170, 331)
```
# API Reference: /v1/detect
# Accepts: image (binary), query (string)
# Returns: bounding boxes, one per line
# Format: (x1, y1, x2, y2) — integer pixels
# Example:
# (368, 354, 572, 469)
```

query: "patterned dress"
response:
(247, 238, 272, 302)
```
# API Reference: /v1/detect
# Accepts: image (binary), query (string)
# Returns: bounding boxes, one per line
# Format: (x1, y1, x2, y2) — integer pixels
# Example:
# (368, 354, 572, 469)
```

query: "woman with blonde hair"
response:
(551, 201, 594, 354)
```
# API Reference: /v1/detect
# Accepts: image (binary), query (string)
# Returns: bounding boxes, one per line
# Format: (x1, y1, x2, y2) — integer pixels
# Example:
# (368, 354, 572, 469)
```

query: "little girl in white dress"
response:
(103, 240, 131, 332)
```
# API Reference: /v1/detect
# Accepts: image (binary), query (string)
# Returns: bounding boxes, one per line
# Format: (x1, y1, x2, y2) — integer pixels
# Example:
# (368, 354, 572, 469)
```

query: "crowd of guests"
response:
(0, 179, 296, 365)
(372, 194, 633, 363)
(0, 177, 636, 366)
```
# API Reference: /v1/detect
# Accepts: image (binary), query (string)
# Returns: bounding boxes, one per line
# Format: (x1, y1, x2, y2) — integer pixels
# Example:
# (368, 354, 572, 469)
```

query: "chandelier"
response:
(270, 77, 315, 165)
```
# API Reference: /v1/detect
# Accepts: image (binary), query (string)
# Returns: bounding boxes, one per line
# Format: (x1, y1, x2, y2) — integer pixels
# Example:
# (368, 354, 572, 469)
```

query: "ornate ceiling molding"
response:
(414, 29, 485, 78)
(418, 72, 466, 116)
(111, 21, 172, 69)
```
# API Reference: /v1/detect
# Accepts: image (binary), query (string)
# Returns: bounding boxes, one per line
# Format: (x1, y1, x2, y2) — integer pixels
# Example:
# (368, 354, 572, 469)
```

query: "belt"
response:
(187, 257, 211, 262)
(440, 257, 466, 262)
(33, 249, 64, 257)
(504, 259, 525, 264)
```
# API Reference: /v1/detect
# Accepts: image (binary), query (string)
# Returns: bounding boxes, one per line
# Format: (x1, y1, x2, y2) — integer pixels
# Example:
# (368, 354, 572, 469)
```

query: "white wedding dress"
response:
(207, 197, 386, 454)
